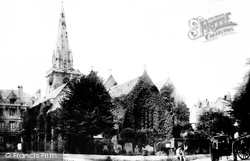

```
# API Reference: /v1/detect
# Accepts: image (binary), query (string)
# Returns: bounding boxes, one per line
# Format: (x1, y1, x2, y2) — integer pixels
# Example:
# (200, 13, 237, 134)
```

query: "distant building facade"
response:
(190, 93, 232, 129)
(0, 86, 33, 151)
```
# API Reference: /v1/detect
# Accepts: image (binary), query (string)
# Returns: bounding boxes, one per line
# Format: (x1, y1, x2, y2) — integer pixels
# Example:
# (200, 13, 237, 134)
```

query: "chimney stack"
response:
(18, 85, 23, 100)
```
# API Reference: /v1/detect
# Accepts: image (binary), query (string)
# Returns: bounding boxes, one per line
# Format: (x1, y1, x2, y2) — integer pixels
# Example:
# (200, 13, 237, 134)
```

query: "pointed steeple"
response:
(53, 2, 73, 71)
(45, 3, 80, 96)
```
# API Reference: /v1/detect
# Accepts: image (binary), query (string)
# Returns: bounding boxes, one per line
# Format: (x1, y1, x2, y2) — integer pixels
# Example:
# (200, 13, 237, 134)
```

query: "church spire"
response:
(45, 2, 80, 95)
(52, 2, 73, 70)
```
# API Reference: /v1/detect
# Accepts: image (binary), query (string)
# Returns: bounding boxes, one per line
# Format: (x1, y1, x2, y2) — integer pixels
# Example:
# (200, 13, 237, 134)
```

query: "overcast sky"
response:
(0, 0, 249, 108)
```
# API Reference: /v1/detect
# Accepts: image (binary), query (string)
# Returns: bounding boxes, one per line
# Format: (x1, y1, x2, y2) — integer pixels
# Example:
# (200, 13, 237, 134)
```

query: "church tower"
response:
(45, 3, 80, 95)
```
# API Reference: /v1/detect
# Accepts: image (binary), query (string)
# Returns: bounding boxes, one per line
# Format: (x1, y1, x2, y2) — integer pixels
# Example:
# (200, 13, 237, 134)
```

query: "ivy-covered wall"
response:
(113, 72, 173, 143)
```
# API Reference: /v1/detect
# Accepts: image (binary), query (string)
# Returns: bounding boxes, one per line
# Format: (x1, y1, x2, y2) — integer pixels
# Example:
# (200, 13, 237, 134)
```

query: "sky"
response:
(0, 0, 250, 109)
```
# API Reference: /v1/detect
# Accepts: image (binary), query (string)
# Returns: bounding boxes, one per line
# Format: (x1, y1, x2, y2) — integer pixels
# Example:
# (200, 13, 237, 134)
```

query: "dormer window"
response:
(10, 98, 16, 104)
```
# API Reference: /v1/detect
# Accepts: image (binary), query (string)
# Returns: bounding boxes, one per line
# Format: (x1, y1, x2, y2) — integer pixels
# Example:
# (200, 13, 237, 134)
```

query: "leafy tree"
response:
(172, 101, 192, 138)
(20, 105, 40, 152)
(232, 69, 250, 133)
(58, 71, 114, 153)
(160, 83, 191, 138)
(196, 109, 235, 138)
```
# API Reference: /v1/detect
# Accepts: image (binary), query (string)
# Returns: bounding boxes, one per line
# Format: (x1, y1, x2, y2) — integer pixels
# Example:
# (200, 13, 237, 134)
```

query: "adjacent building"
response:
(190, 93, 232, 129)
(0, 86, 33, 151)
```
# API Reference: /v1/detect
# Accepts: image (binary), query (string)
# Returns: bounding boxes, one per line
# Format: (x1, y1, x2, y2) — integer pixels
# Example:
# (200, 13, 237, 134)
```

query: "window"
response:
(20, 109, 25, 117)
(0, 108, 3, 116)
(9, 108, 16, 116)
(0, 136, 3, 143)
(0, 122, 4, 130)
(9, 121, 16, 130)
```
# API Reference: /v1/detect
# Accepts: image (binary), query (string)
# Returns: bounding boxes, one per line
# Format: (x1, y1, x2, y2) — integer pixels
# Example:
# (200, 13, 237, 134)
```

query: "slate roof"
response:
(109, 77, 140, 98)
(108, 71, 153, 98)
(104, 75, 117, 90)
(155, 77, 181, 102)
(0, 89, 32, 104)
(31, 84, 67, 107)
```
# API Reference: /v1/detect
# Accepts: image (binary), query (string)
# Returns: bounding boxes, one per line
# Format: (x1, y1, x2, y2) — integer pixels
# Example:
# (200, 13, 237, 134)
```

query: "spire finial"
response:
(109, 69, 112, 75)
(90, 65, 94, 71)
(143, 64, 147, 71)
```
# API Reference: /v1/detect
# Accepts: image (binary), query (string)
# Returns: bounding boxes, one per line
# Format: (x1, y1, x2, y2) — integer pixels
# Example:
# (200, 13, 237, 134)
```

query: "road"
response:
(1, 153, 250, 161)
(197, 156, 250, 161)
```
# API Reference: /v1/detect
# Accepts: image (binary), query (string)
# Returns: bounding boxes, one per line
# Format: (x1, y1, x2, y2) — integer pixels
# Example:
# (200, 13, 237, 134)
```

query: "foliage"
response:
(116, 72, 173, 139)
(172, 101, 192, 138)
(196, 109, 235, 138)
(232, 69, 250, 133)
(21, 106, 40, 140)
(160, 83, 191, 138)
(160, 83, 175, 111)
(120, 128, 135, 138)
(59, 71, 114, 138)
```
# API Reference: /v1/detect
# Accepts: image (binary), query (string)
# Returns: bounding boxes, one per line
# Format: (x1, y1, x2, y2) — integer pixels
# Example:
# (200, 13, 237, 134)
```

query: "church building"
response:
(32, 3, 80, 111)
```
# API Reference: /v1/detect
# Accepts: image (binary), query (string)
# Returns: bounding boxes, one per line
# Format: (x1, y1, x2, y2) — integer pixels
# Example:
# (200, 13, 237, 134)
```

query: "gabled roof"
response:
(108, 70, 153, 98)
(7, 90, 18, 99)
(32, 84, 67, 107)
(155, 77, 173, 91)
(109, 77, 140, 98)
(104, 75, 117, 90)
(0, 89, 32, 104)
(155, 77, 181, 102)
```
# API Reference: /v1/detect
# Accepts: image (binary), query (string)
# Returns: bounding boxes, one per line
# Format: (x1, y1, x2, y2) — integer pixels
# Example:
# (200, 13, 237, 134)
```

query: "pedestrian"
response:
(176, 144, 186, 161)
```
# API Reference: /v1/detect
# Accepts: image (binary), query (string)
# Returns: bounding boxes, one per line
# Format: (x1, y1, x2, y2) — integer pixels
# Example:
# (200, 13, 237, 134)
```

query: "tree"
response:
(160, 84, 191, 138)
(172, 101, 192, 138)
(58, 71, 114, 153)
(196, 109, 235, 138)
(232, 69, 250, 133)
(20, 105, 40, 152)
